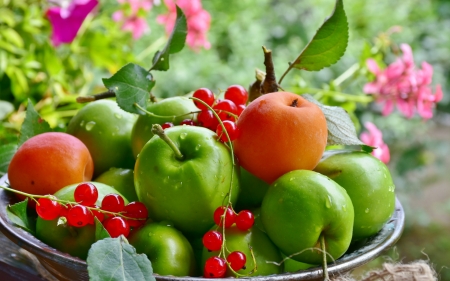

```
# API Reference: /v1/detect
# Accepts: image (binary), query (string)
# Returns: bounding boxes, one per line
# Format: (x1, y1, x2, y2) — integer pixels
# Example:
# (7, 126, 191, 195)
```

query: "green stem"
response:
(278, 61, 294, 86)
(151, 124, 184, 160)
(134, 103, 199, 120)
(333, 63, 360, 86)
(320, 235, 330, 281)
(296, 88, 374, 103)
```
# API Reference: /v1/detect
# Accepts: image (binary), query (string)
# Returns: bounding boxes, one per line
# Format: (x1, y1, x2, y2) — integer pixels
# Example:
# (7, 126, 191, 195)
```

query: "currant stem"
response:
(134, 103, 199, 120)
(320, 234, 330, 281)
(76, 90, 116, 103)
(151, 124, 184, 160)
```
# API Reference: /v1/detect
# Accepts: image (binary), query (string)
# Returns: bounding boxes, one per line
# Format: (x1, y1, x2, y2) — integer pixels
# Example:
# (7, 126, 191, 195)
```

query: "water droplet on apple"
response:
(80, 120, 85, 126)
(384, 174, 387, 178)
(289, 177, 295, 181)
(180, 133, 187, 139)
(342, 204, 347, 211)
(195, 144, 201, 151)
(365, 208, 370, 213)
(325, 196, 331, 208)
(114, 113, 122, 119)
(85, 121, 95, 131)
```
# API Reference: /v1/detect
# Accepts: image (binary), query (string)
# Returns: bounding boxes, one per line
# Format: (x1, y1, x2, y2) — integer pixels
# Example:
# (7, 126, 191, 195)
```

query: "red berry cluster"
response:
(202, 206, 255, 278)
(35, 182, 148, 238)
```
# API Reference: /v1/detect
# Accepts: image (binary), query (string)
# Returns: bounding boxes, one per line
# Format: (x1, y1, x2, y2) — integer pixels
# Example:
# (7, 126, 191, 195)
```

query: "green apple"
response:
(314, 150, 396, 240)
(235, 167, 270, 211)
(128, 221, 196, 276)
(261, 169, 354, 265)
(134, 125, 240, 237)
(66, 100, 137, 177)
(94, 168, 138, 202)
(35, 182, 128, 260)
(201, 225, 283, 276)
(131, 96, 198, 158)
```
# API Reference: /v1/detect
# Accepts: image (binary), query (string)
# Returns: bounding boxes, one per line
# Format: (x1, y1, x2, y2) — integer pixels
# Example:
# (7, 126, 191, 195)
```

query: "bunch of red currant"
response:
(35, 182, 148, 238)
(160, 85, 248, 143)
(202, 206, 255, 278)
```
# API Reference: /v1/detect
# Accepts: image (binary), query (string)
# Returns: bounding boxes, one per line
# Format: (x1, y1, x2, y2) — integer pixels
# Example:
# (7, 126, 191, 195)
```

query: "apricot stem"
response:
(76, 90, 116, 103)
(261, 46, 278, 94)
(151, 124, 184, 161)
(320, 234, 330, 281)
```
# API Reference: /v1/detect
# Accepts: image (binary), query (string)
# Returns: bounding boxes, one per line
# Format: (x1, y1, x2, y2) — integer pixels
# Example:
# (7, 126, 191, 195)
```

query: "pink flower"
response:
(46, 0, 98, 46)
(157, 0, 211, 50)
(364, 44, 443, 120)
(113, 0, 154, 39)
(360, 122, 390, 164)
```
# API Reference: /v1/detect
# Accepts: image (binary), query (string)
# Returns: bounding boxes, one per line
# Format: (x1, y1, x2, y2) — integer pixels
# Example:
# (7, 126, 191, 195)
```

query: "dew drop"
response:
(289, 177, 295, 181)
(365, 208, 370, 213)
(80, 120, 85, 127)
(114, 113, 122, 119)
(85, 121, 96, 131)
(325, 196, 332, 208)
(274, 183, 278, 187)
(180, 133, 187, 139)
(195, 144, 201, 151)
(342, 204, 347, 211)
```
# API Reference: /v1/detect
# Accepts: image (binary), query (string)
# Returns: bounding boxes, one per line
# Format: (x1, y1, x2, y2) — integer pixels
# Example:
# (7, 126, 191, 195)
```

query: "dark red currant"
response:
(202, 230, 223, 251)
(227, 251, 247, 271)
(36, 197, 62, 220)
(74, 182, 98, 206)
(67, 205, 92, 227)
(213, 206, 235, 228)
(197, 110, 219, 131)
(213, 99, 237, 121)
(161, 122, 174, 129)
(216, 120, 239, 142)
(180, 119, 196, 126)
(123, 201, 148, 227)
(88, 205, 105, 224)
(203, 256, 227, 278)
(235, 210, 255, 231)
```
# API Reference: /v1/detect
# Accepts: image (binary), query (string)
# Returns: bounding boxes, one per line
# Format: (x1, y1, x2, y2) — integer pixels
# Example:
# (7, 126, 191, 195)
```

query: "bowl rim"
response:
(0, 174, 405, 280)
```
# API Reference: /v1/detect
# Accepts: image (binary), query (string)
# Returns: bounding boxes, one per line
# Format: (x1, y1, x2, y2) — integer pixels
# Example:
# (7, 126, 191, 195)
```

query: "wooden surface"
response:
(0, 231, 51, 280)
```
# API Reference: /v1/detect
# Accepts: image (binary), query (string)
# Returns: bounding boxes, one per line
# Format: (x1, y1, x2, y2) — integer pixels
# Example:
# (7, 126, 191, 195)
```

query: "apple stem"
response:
(261, 46, 279, 94)
(151, 124, 184, 160)
(320, 234, 330, 281)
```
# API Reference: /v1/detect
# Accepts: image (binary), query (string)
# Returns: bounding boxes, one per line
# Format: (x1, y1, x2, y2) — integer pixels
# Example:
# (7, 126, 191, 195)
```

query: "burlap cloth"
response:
(17, 248, 437, 281)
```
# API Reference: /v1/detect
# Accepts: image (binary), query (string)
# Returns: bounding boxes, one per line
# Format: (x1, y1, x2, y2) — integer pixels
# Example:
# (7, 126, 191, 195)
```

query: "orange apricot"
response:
(7, 132, 94, 200)
(233, 92, 328, 184)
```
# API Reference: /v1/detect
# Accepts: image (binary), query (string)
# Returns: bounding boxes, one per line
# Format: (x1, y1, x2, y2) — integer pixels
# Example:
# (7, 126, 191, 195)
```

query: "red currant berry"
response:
(193, 88, 215, 110)
(227, 251, 247, 271)
(203, 256, 227, 278)
(236, 104, 246, 116)
(67, 205, 92, 227)
(59, 204, 72, 218)
(180, 119, 196, 126)
(104, 216, 130, 238)
(197, 110, 219, 131)
(88, 205, 105, 224)
(213, 206, 235, 228)
(74, 182, 98, 206)
(36, 197, 62, 220)
(224, 85, 248, 106)
(216, 120, 239, 142)
(161, 122, 174, 129)
(235, 210, 255, 231)
(202, 230, 223, 251)
(213, 99, 237, 121)
(101, 193, 125, 213)
(123, 201, 148, 227)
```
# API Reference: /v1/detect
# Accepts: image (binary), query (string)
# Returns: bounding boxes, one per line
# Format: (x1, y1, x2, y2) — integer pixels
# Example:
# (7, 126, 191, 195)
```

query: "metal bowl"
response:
(0, 174, 404, 281)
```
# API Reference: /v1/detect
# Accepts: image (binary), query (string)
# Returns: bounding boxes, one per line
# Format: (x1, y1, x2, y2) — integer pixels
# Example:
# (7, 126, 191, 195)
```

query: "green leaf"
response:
(303, 94, 364, 146)
(0, 28, 24, 48)
(362, 145, 375, 154)
(94, 217, 111, 241)
(150, 5, 187, 71)
(18, 99, 52, 146)
(0, 100, 14, 120)
(87, 236, 155, 281)
(6, 199, 34, 234)
(0, 143, 17, 175)
(291, 0, 348, 71)
(103, 63, 155, 115)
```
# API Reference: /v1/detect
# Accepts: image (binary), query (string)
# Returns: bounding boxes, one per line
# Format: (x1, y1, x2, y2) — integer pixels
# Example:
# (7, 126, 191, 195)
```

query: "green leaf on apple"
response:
(303, 94, 365, 146)
(291, 0, 348, 71)
(6, 198, 35, 234)
(94, 217, 111, 241)
(87, 236, 155, 281)
(102, 63, 155, 115)
(362, 145, 375, 154)
(18, 99, 52, 146)
(0, 143, 17, 175)
(150, 5, 187, 71)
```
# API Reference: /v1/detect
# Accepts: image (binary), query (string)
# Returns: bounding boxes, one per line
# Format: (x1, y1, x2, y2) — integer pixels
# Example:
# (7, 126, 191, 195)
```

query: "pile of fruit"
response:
(4, 84, 396, 278)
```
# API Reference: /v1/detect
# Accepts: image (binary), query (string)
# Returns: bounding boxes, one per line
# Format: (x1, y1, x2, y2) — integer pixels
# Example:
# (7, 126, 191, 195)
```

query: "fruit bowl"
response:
(0, 174, 404, 281)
